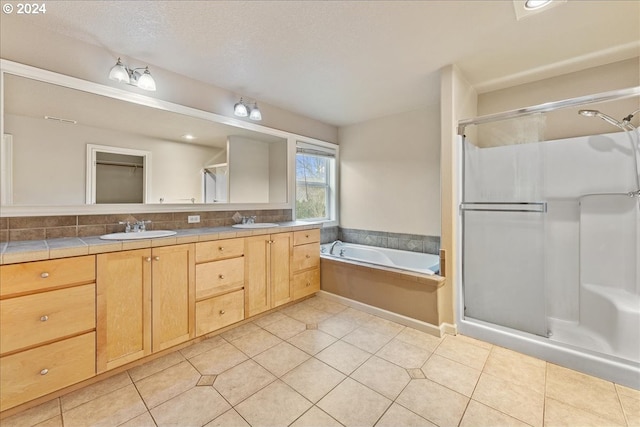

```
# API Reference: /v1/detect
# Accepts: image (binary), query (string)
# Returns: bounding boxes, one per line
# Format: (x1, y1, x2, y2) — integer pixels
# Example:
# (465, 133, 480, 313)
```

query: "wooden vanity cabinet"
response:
(195, 238, 245, 336)
(244, 232, 293, 317)
(96, 244, 195, 373)
(0, 256, 97, 411)
(292, 229, 321, 299)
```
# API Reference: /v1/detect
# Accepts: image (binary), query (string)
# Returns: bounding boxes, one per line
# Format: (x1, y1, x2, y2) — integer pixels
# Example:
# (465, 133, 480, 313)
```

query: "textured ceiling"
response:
(7, 1, 640, 126)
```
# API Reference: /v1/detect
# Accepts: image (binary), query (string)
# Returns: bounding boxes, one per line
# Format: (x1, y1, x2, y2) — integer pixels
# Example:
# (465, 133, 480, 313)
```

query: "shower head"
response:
(578, 109, 626, 129)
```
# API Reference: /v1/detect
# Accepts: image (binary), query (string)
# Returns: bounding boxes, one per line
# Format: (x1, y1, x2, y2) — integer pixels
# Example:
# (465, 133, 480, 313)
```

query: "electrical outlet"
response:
(187, 215, 200, 224)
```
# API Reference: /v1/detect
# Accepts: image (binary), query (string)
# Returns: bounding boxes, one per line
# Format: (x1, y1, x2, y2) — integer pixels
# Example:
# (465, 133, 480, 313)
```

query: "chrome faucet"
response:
(241, 216, 257, 224)
(119, 220, 151, 233)
(329, 240, 343, 255)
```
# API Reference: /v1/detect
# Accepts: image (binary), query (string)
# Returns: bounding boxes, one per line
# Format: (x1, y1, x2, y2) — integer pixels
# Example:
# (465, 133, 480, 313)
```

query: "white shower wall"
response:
(466, 130, 638, 324)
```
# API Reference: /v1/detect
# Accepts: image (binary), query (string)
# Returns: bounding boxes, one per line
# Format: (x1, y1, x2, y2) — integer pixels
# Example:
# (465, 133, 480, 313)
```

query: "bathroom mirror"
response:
(1, 69, 289, 211)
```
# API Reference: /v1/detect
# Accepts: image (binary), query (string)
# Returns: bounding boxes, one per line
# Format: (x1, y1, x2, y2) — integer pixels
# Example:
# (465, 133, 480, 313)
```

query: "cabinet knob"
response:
(154, 256, 160, 261)
(305, 254, 311, 259)
(146, 257, 152, 262)
(219, 310, 225, 315)
(40, 272, 49, 279)
(40, 315, 49, 322)
(40, 369, 49, 376)
(219, 247, 224, 251)
(305, 234, 309, 238)
(306, 281, 311, 287)
(218, 274, 225, 279)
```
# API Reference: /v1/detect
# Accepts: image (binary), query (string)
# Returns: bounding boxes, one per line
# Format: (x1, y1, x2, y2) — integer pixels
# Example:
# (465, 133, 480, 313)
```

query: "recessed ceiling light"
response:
(182, 134, 196, 140)
(524, 0, 552, 10)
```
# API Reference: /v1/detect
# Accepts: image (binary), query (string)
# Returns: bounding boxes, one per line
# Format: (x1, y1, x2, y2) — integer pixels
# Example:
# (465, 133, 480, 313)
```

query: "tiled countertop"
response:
(0, 222, 322, 265)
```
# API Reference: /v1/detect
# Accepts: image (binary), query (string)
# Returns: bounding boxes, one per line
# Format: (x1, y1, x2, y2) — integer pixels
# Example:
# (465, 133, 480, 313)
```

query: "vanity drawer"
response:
(196, 238, 244, 263)
(195, 290, 244, 336)
(195, 257, 244, 300)
(292, 243, 320, 272)
(293, 229, 320, 246)
(0, 255, 96, 297)
(0, 332, 96, 411)
(0, 284, 96, 355)
(292, 269, 320, 300)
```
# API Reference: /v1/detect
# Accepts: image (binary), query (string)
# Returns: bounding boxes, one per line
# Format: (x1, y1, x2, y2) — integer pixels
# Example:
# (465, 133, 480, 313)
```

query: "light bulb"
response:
(234, 98, 249, 117)
(249, 103, 262, 121)
(136, 67, 156, 91)
(108, 58, 130, 83)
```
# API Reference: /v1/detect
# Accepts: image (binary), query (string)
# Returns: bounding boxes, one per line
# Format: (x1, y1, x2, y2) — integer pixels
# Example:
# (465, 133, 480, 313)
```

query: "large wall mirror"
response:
(0, 62, 292, 214)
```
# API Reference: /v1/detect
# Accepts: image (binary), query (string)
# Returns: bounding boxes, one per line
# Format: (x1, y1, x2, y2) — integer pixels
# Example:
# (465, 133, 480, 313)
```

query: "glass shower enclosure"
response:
(457, 88, 640, 387)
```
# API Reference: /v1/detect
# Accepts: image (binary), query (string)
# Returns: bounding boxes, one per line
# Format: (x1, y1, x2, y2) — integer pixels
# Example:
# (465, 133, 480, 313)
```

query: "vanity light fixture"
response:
(108, 58, 157, 91)
(233, 97, 262, 121)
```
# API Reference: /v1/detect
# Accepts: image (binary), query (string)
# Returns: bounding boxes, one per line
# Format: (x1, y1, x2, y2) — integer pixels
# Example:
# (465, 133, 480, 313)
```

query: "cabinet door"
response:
(152, 244, 195, 352)
(271, 232, 293, 308)
(96, 249, 151, 373)
(244, 235, 270, 317)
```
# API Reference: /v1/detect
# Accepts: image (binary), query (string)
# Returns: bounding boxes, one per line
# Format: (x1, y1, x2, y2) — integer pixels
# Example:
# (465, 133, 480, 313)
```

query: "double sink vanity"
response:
(0, 222, 322, 412)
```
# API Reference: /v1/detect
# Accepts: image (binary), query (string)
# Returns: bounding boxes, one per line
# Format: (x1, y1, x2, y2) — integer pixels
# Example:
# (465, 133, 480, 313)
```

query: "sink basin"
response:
(232, 223, 279, 229)
(99, 230, 177, 240)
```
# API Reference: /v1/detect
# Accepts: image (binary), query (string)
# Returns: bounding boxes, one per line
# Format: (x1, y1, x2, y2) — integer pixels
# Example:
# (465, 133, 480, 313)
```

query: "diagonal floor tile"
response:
(351, 356, 410, 400)
(376, 338, 431, 369)
(62, 384, 147, 427)
(318, 315, 359, 338)
(262, 316, 307, 340)
(544, 397, 625, 427)
(546, 363, 626, 425)
(316, 340, 371, 375)
(434, 334, 490, 370)
(281, 358, 346, 403)
(342, 326, 393, 353)
(134, 361, 201, 409)
(60, 372, 131, 412)
(290, 406, 343, 427)
(150, 386, 230, 426)
(1, 399, 60, 427)
(235, 380, 312, 427)
(179, 335, 226, 360)
(395, 327, 442, 352)
(460, 400, 530, 427)
(287, 329, 337, 355)
(213, 359, 276, 405)
(204, 409, 250, 427)
(376, 403, 436, 427)
(422, 353, 481, 397)
(483, 345, 546, 394)
(188, 341, 248, 375)
(303, 296, 348, 314)
(229, 328, 282, 357)
(128, 351, 186, 382)
(253, 341, 310, 377)
(317, 378, 391, 427)
(396, 379, 469, 427)
(473, 372, 544, 427)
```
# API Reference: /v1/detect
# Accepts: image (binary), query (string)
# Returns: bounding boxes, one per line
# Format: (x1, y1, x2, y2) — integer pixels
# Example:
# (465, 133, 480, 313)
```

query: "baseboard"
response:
(316, 290, 455, 338)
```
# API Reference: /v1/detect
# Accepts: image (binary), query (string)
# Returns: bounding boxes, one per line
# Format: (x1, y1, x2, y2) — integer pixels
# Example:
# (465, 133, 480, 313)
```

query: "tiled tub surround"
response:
(0, 209, 292, 243)
(2, 295, 638, 427)
(329, 227, 440, 255)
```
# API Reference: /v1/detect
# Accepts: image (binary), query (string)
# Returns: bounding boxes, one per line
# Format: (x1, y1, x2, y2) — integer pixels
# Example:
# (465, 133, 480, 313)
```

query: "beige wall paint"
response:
(439, 65, 477, 326)
(338, 106, 441, 236)
(0, 18, 338, 144)
(476, 58, 640, 145)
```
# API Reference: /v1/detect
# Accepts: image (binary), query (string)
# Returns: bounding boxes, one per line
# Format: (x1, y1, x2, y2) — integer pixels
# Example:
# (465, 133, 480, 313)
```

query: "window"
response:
(295, 141, 338, 223)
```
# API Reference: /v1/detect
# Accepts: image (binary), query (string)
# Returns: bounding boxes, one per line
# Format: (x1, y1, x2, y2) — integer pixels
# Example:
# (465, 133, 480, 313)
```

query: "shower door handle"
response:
(460, 202, 547, 213)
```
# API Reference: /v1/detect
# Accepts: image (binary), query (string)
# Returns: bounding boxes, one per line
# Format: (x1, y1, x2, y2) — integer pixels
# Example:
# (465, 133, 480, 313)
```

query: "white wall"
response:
(338, 106, 440, 236)
(228, 136, 270, 203)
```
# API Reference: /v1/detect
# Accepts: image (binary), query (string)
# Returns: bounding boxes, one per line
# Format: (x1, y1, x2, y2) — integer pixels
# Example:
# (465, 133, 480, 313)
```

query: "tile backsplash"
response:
(0, 209, 292, 242)
(321, 226, 440, 255)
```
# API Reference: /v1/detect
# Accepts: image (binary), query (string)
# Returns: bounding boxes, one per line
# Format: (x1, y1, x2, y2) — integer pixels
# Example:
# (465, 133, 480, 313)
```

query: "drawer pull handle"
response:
(219, 274, 225, 279)
(40, 315, 49, 322)
(146, 257, 152, 262)
(154, 256, 160, 261)
(40, 369, 49, 376)
(40, 272, 49, 279)
(219, 310, 225, 315)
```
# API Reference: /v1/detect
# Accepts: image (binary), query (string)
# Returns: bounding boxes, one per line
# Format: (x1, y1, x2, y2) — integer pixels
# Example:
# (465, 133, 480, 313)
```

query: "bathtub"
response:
(320, 242, 440, 275)
(320, 242, 446, 334)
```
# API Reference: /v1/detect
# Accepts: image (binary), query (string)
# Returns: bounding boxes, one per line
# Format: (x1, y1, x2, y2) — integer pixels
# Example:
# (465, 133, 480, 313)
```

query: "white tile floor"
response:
(3, 295, 639, 427)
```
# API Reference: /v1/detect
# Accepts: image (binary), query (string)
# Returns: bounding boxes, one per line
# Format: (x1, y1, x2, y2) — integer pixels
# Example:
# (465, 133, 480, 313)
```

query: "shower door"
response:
(461, 133, 548, 337)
